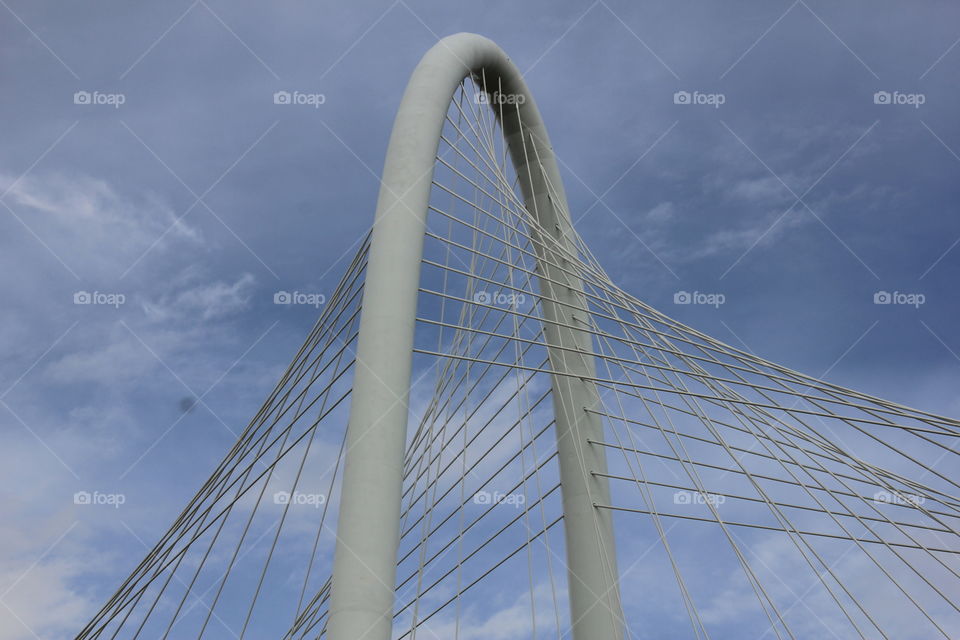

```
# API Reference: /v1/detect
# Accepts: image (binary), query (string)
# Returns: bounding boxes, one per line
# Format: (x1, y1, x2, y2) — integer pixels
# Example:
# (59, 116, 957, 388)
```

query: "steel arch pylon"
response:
(326, 33, 624, 640)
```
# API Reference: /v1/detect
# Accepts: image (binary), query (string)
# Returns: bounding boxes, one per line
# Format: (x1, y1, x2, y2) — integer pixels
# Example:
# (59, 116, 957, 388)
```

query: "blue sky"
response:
(1, 1, 959, 638)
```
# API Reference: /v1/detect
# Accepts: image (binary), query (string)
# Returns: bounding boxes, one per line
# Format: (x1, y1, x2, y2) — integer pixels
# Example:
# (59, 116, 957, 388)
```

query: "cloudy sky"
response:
(1, 1, 959, 638)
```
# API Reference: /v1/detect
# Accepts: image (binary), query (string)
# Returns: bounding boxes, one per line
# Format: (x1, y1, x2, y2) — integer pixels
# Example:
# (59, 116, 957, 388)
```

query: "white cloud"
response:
(645, 201, 675, 223)
(45, 328, 164, 386)
(398, 580, 565, 639)
(0, 172, 201, 279)
(0, 438, 112, 640)
(730, 176, 789, 204)
(0, 557, 93, 640)
(142, 272, 256, 322)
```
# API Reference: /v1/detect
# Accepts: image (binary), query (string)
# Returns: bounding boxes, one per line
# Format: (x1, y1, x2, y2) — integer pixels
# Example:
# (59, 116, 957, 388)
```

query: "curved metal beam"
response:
(327, 32, 623, 640)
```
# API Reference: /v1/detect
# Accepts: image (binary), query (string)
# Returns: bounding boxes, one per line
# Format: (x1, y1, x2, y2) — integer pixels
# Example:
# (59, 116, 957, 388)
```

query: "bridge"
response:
(75, 33, 960, 640)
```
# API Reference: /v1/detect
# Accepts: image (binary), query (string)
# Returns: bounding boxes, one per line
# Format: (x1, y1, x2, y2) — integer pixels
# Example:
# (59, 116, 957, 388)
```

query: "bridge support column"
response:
(507, 132, 624, 640)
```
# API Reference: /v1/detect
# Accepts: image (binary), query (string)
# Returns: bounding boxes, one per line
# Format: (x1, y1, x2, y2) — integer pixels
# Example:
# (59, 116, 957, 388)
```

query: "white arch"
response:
(327, 33, 623, 640)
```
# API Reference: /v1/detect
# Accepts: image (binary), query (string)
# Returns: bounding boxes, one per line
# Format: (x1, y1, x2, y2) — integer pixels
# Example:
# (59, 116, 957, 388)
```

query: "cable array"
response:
(77, 73, 960, 640)
(76, 238, 368, 640)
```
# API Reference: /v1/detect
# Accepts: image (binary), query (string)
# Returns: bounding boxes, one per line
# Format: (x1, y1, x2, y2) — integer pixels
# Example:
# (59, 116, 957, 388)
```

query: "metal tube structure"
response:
(327, 33, 623, 640)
